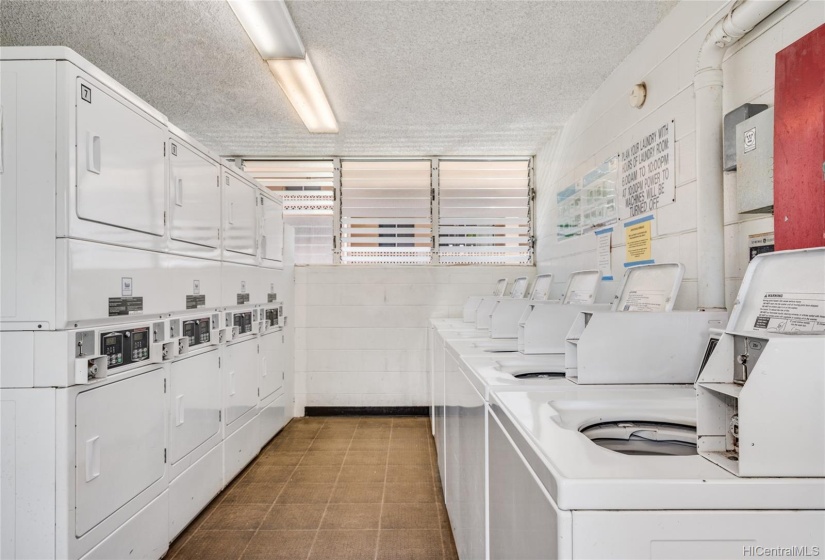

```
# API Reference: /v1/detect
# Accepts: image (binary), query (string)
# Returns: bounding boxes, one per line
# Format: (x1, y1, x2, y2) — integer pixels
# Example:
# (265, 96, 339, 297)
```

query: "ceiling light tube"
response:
(227, 0, 305, 59)
(268, 56, 338, 134)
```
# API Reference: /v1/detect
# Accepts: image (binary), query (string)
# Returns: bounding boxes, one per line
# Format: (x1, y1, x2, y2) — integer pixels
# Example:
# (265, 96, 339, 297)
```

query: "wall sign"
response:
(595, 227, 613, 281)
(624, 214, 654, 267)
(619, 121, 675, 219)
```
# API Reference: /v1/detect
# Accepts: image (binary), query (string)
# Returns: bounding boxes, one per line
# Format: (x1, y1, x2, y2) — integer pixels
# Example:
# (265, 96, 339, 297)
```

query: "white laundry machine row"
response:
(0, 47, 284, 331)
(482, 248, 825, 559)
(0, 304, 292, 560)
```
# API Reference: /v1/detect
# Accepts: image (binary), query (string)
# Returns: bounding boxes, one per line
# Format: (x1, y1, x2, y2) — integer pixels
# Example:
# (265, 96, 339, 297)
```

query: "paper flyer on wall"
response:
(595, 227, 613, 280)
(624, 214, 654, 267)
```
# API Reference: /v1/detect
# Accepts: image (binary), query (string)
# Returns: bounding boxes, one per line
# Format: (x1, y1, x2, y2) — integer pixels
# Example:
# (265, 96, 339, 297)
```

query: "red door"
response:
(774, 23, 825, 250)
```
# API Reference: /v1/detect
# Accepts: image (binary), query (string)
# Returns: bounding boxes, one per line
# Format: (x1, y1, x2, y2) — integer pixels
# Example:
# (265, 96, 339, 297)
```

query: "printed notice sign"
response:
(595, 227, 613, 281)
(753, 293, 825, 334)
(619, 121, 675, 219)
(624, 214, 654, 267)
(621, 290, 667, 312)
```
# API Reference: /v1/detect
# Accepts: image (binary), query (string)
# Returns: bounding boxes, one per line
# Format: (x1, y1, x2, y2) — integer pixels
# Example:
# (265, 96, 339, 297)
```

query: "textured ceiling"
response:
(1, 0, 675, 157)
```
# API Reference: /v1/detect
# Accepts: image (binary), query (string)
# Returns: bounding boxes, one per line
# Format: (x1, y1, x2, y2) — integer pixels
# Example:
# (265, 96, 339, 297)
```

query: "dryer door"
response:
(260, 195, 284, 264)
(223, 173, 257, 257)
(169, 140, 221, 248)
(75, 79, 166, 237)
(260, 330, 284, 400)
(224, 337, 259, 427)
(169, 350, 221, 464)
(74, 368, 165, 536)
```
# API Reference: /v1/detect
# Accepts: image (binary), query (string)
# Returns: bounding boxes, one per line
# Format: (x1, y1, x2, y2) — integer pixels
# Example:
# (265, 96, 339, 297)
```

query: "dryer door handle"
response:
(175, 394, 185, 426)
(85, 436, 101, 482)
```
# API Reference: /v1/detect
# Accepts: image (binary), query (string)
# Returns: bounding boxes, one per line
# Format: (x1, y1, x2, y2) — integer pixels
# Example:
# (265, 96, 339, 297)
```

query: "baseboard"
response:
(304, 406, 429, 417)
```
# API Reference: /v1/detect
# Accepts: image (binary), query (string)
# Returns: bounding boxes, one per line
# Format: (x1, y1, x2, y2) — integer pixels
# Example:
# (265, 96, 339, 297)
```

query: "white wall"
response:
(293, 265, 534, 412)
(534, 0, 824, 308)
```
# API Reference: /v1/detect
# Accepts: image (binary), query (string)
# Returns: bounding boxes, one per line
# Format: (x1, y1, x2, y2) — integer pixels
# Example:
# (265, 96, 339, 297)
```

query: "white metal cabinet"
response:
(260, 193, 284, 266)
(222, 167, 258, 262)
(168, 134, 221, 251)
(74, 368, 166, 537)
(488, 409, 572, 560)
(444, 349, 486, 560)
(259, 330, 285, 401)
(169, 350, 221, 465)
(223, 337, 259, 431)
(75, 78, 166, 239)
(257, 393, 289, 449)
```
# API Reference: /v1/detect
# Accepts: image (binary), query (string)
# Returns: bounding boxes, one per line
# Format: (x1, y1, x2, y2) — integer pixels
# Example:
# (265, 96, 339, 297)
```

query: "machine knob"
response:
(736, 354, 748, 365)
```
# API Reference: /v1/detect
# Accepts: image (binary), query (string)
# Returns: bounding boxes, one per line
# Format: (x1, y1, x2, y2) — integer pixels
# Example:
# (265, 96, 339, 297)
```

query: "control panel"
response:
(233, 311, 253, 334)
(100, 326, 151, 369)
(266, 307, 279, 328)
(183, 317, 212, 347)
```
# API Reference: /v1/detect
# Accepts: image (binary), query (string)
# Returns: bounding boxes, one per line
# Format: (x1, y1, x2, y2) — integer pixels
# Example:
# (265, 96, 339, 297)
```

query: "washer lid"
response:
(561, 270, 601, 305)
(581, 421, 697, 456)
(493, 278, 508, 296)
(509, 276, 529, 299)
(611, 263, 684, 312)
(529, 274, 554, 301)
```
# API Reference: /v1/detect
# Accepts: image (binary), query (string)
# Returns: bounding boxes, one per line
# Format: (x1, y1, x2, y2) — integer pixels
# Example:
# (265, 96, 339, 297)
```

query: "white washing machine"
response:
(487, 248, 825, 559)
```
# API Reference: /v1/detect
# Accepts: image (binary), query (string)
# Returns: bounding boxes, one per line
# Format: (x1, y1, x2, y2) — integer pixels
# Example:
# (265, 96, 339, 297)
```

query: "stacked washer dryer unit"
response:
(0, 48, 293, 560)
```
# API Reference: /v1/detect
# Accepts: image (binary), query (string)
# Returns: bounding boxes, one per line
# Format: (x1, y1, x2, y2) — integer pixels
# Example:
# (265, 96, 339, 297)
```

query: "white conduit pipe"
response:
(694, 0, 786, 310)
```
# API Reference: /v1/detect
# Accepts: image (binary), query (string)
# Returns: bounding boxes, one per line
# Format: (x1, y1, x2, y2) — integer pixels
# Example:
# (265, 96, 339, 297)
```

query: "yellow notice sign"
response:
(624, 215, 653, 265)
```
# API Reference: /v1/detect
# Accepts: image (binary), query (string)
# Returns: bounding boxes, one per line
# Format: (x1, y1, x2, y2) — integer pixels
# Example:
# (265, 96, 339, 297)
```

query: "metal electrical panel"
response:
(736, 108, 774, 214)
(723, 103, 768, 171)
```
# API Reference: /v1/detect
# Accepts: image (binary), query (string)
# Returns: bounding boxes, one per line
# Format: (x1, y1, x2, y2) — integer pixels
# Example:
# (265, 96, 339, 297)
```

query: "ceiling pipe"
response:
(694, 0, 786, 310)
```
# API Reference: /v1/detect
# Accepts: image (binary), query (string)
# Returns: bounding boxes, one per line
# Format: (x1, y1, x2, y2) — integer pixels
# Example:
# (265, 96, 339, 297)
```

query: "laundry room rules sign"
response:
(619, 121, 675, 220)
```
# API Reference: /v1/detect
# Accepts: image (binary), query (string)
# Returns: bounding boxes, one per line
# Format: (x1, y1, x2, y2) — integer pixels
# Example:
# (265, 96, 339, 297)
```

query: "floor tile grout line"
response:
(374, 419, 393, 560)
(423, 418, 447, 560)
(234, 417, 327, 560)
(304, 418, 357, 560)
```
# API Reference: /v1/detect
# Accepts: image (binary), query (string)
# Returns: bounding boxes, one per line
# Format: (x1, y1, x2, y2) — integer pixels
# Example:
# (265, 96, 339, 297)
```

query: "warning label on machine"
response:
(621, 290, 667, 312)
(753, 293, 825, 333)
(108, 297, 143, 316)
(566, 290, 592, 305)
(186, 295, 206, 309)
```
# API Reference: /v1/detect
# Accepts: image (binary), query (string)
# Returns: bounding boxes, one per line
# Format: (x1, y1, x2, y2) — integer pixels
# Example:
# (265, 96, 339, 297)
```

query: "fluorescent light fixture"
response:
(227, 0, 305, 59)
(268, 56, 338, 133)
(229, 0, 338, 134)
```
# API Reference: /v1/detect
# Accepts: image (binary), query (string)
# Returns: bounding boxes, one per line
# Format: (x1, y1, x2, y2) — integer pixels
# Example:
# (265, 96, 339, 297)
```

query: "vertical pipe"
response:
(694, 0, 787, 310)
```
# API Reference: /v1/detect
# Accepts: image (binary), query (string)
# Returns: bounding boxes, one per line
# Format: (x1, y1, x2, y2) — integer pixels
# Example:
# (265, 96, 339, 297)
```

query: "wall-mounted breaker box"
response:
(723, 103, 768, 171)
(736, 107, 774, 214)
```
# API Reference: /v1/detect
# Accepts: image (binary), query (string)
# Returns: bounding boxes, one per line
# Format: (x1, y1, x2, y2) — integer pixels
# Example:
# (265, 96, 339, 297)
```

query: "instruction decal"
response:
(267, 293, 278, 303)
(236, 293, 250, 305)
(748, 232, 774, 261)
(753, 293, 825, 333)
(621, 290, 667, 312)
(623, 214, 654, 267)
(619, 121, 675, 219)
(109, 297, 143, 317)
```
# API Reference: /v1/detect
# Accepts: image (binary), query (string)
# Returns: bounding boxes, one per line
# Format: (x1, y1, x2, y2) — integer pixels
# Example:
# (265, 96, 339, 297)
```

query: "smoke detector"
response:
(629, 83, 647, 109)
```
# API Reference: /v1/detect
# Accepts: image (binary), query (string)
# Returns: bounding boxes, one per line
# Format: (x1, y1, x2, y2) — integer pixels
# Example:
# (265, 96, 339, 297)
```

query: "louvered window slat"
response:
(243, 160, 335, 264)
(341, 160, 432, 264)
(438, 160, 531, 264)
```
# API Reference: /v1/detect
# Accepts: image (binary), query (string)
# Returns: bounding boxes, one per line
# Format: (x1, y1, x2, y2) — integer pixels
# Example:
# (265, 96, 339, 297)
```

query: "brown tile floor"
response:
(167, 417, 458, 560)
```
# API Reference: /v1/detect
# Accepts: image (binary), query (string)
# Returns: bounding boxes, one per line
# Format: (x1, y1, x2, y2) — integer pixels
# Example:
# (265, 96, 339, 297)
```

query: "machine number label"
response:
(80, 84, 92, 103)
(108, 297, 144, 317)
(121, 277, 133, 296)
(753, 293, 825, 333)
(186, 294, 206, 309)
(237, 293, 250, 305)
(171, 143, 177, 156)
